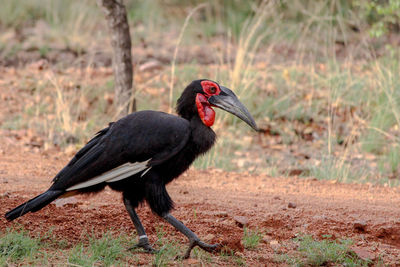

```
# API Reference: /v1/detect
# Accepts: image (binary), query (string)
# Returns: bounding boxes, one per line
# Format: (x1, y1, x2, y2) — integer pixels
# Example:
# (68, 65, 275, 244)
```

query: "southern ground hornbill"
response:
(5, 79, 257, 258)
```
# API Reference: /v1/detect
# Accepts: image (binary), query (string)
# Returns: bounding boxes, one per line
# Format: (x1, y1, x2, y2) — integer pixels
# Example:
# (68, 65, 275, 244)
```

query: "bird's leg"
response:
(163, 213, 220, 259)
(123, 197, 157, 253)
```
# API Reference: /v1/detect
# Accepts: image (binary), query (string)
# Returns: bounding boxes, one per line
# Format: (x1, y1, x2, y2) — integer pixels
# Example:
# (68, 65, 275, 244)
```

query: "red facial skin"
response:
(195, 81, 221, 127)
(200, 80, 221, 96)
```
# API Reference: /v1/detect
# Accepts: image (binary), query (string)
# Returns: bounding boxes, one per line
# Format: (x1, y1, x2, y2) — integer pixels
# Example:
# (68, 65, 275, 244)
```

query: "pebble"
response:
(53, 196, 78, 207)
(216, 211, 228, 217)
(351, 247, 375, 261)
(233, 216, 248, 228)
(0, 192, 10, 198)
(288, 202, 297, 209)
(269, 240, 280, 250)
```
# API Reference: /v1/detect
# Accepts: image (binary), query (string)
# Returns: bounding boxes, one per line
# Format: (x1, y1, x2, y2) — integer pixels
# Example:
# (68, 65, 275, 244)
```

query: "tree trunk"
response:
(98, 0, 135, 117)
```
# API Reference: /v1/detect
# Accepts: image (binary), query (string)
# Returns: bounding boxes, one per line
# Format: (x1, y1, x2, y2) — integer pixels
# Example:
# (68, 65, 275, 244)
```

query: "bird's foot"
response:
(129, 237, 158, 254)
(183, 239, 221, 259)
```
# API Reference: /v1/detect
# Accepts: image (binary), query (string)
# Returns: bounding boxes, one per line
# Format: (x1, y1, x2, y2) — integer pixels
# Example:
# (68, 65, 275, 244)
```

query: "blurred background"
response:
(1, 0, 399, 185)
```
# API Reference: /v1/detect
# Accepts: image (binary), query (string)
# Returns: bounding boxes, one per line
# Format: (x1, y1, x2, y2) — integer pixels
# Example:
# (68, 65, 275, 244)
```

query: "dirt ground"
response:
(0, 131, 399, 266)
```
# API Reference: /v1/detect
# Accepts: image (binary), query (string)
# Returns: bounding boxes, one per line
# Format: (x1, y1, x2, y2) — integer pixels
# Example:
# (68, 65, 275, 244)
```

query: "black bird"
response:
(5, 79, 257, 258)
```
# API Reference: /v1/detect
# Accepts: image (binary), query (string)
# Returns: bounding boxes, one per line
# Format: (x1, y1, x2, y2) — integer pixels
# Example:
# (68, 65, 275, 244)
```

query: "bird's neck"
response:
(189, 116, 216, 155)
(176, 99, 216, 153)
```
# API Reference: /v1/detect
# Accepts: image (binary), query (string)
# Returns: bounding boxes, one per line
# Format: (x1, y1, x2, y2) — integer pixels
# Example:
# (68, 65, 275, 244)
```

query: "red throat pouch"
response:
(195, 94, 215, 127)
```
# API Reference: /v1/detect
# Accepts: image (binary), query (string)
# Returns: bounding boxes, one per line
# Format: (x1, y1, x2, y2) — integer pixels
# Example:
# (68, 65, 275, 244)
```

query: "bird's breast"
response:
(155, 127, 216, 185)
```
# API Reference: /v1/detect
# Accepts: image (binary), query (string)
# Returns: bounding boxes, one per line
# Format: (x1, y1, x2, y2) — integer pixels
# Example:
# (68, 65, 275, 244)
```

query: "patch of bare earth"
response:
(0, 132, 400, 265)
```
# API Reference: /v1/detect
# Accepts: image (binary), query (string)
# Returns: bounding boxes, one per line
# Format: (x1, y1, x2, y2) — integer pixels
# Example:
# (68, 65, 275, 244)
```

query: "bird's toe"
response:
(129, 240, 158, 254)
(198, 241, 221, 253)
(183, 239, 221, 259)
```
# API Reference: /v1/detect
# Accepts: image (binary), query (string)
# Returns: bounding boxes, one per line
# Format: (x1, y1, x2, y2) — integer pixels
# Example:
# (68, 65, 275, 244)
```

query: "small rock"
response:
(0, 192, 10, 198)
(288, 202, 297, 209)
(269, 240, 280, 250)
(215, 211, 228, 217)
(353, 220, 367, 232)
(273, 196, 281, 200)
(233, 216, 248, 228)
(53, 196, 79, 207)
(351, 247, 375, 261)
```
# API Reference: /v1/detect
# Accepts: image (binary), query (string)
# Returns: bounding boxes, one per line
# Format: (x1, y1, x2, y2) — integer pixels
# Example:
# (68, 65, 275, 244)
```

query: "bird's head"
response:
(177, 79, 258, 131)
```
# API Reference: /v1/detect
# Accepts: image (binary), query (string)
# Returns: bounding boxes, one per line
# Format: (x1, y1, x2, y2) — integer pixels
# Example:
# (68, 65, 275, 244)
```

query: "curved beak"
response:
(208, 86, 258, 131)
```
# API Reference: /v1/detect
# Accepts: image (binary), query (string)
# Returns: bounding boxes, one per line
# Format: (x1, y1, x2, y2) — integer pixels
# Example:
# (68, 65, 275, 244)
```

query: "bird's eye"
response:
(209, 87, 216, 94)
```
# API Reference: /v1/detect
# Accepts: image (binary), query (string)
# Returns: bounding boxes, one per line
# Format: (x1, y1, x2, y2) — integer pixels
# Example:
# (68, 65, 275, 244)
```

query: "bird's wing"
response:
(52, 123, 113, 184)
(66, 160, 151, 191)
(50, 111, 190, 191)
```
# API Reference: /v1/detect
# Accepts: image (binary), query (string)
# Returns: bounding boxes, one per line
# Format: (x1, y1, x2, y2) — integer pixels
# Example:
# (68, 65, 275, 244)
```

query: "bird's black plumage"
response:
(5, 79, 257, 258)
(52, 111, 193, 189)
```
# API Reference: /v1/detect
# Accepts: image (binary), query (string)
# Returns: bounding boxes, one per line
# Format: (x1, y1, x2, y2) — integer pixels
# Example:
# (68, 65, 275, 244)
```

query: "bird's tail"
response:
(5, 190, 64, 221)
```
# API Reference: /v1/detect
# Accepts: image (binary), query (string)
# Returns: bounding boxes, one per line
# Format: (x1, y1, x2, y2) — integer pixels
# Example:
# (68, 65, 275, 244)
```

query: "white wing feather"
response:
(66, 159, 151, 191)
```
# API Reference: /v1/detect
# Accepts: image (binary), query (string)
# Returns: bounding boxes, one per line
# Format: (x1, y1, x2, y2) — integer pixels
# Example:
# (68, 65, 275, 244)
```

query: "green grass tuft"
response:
(0, 228, 42, 265)
(67, 232, 126, 267)
(278, 235, 371, 266)
(243, 227, 262, 250)
(152, 226, 182, 266)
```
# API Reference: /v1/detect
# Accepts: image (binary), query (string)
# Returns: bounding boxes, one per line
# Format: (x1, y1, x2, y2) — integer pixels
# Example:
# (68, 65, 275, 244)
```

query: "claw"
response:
(129, 237, 158, 254)
(183, 239, 221, 259)
(162, 213, 222, 259)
